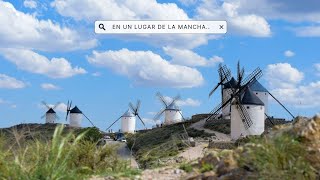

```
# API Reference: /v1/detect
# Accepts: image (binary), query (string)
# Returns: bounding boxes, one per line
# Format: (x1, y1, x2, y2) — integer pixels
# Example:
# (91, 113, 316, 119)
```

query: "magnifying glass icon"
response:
(99, 23, 106, 30)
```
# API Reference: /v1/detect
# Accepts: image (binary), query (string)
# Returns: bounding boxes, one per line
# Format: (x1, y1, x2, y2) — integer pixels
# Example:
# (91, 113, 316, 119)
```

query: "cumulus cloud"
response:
(23, 0, 37, 9)
(195, 0, 271, 37)
(0, 1, 96, 51)
(314, 63, 320, 76)
(284, 50, 295, 57)
(163, 96, 201, 107)
(51, 0, 189, 21)
(294, 26, 320, 37)
(0, 48, 87, 78)
(266, 63, 320, 108)
(265, 63, 304, 89)
(87, 48, 204, 88)
(0, 74, 26, 89)
(163, 47, 223, 67)
(0, 98, 17, 108)
(41, 83, 60, 90)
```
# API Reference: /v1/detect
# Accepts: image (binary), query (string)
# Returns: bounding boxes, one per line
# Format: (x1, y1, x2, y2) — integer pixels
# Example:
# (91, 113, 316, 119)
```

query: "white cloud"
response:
(23, 0, 37, 9)
(0, 1, 96, 51)
(265, 63, 304, 89)
(92, 72, 102, 77)
(51, 0, 189, 21)
(294, 26, 320, 37)
(163, 47, 223, 67)
(164, 96, 201, 107)
(315, 63, 320, 75)
(87, 48, 204, 88)
(266, 63, 320, 108)
(0, 48, 87, 78)
(233, 0, 320, 23)
(0, 98, 17, 108)
(0, 74, 26, 89)
(271, 81, 320, 108)
(41, 83, 60, 90)
(284, 50, 295, 57)
(179, 0, 199, 6)
(142, 118, 160, 125)
(195, 0, 271, 37)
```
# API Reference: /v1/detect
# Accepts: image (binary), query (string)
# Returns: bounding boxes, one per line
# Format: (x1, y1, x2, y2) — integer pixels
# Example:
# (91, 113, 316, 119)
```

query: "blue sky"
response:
(0, 0, 319, 130)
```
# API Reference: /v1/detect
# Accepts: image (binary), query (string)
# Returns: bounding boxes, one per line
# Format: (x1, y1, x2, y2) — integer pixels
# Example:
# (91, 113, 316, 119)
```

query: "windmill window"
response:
(256, 92, 258, 95)
(247, 106, 250, 109)
(265, 93, 267, 95)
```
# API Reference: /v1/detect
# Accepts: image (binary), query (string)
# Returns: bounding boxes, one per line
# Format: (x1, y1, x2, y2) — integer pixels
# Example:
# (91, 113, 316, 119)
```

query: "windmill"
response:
(154, 92, 184, 125)
(206, 62, 295, 139)
(65, 100, 95, 128)
(106, 100, 146, 133)
(41, 101, 61, 124)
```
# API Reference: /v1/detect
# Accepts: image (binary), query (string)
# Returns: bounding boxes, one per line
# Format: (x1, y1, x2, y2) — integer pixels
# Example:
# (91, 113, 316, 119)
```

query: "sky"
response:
(0, 0, 319, 130)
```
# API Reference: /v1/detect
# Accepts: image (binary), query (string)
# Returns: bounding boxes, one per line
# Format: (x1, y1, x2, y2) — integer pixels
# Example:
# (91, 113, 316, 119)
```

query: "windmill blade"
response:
(156, 92, 168, 107)
(53, 102, 62, 110)
(41, 114, 46, 119)
(169, 94, 181, 107)
(129, 102, 136, 114)
(268, 91, 295, 119)
(41, 101, 51, 109)
(106, 116, 122, 131)
(136, 100, 141, 113)
(237, 103, 253, 129)
(178, 111, 186, 121)
(209, 83, 221, 97)
(265, 113, 274, 126)
(65, 100, 70, 121)
(82, 112, 96, 127)
(206, 68, 263, 122)
(237, 61, 241, 82)
(136, 114, 146, 128)
(154, 108, 166, 120)
(55, 114, 60, 120)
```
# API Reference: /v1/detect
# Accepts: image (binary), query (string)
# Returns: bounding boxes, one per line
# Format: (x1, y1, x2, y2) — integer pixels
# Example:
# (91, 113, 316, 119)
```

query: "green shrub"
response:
(78, 127, 103, 143)
(180, 163, 193, 173)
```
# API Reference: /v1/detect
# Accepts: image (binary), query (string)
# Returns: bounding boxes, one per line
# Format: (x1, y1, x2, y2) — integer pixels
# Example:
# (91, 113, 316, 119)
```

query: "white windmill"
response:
(154, 92, 183, 125)
(248, 78, 269, 116)
(106, 100, 146, 133)
(230, 87, 265, 140)
(65, 100, 95, 128)
(41, 101, 61, 124)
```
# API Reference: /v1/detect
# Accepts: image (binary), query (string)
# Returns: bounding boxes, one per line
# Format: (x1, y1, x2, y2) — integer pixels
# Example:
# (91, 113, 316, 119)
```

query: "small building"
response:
(70, 106, 82, 127)
(231, 88, 265, 140)
(164, 102, 182, 125)
(45, 108, 56, 124)
(121, 109, 136, 133)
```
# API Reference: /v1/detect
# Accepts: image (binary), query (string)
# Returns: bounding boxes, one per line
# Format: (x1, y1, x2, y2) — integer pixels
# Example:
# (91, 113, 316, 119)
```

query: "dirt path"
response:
(190, 119, 231, 141)
(105, 140, 139, 168)
(178, 142, 206, 161)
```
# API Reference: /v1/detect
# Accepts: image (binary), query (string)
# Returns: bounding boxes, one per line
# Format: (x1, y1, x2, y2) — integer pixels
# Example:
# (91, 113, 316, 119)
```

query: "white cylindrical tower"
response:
(45, 108, 56, 124)
(164, 102, 182, 125)
(70, 106, 82, 127)
(222, 77, 238, 119)
(231, 88, 265, 140)
(249, 80, 269, 115)
(121, 110, 136, 133)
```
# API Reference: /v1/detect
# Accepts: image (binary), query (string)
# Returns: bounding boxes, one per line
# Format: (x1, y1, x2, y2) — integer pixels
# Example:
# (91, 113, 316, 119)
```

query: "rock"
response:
(216, 151, 238, 176)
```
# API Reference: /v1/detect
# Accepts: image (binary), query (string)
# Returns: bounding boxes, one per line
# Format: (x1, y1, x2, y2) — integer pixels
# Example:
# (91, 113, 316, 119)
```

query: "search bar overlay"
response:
(95, 20, 227, 34)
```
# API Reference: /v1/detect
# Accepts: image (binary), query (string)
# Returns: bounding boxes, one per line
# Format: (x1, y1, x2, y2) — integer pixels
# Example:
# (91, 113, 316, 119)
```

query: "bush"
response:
(0, 125, 136, 179)
(77, 127, 103, 143)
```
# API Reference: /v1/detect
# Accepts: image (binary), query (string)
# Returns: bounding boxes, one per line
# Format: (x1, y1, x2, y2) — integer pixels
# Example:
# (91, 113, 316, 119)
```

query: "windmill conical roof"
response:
(249, 79, 268, 92)
(46, 108, 56, 114)
(70, 106, 82, 113)
(223, 77, 238, 89)
(122, 109, 135, 117)
(241, 88, 264, 106)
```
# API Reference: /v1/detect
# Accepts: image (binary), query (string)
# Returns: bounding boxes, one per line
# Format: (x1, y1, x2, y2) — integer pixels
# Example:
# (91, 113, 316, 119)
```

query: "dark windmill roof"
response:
(46, 108, 56, 114)
(241, 88, 264, 106)
(249, 80, 268, 92)
(223, 77, 238, 89)
(70, 106, 82, 114)
(166, 102, 180, 111)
